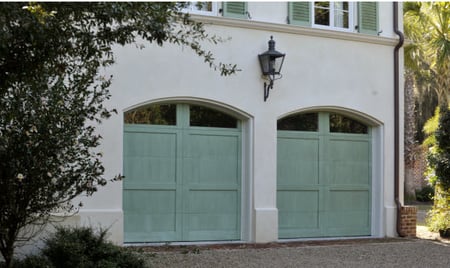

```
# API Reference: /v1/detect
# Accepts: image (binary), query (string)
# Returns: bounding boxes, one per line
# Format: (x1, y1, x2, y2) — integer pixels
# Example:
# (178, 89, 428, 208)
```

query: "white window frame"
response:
(312, 2, 355, 32)
(182, 2, 219, 16)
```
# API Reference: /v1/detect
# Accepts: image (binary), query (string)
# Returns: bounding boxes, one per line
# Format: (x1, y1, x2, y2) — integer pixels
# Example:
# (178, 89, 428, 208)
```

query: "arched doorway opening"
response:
(123, 103, 243, 242)
(277, 111, 372, 238)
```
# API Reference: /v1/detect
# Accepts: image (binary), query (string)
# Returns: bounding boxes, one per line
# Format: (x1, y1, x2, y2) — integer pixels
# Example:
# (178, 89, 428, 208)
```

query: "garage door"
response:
(277, 112, 371, 238)
(123, 103, 241, 242)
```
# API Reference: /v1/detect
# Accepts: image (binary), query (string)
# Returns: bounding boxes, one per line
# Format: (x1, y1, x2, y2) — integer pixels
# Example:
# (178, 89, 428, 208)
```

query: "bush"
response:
(42, 226, 145, 268)
(1, 226, 146, 268)
(434, 109, 450, 188)
(424, 108, 450, 232)
(427, 208, 450, 232)
(426, 184, 450, 232)
(415, 185, 435, 202)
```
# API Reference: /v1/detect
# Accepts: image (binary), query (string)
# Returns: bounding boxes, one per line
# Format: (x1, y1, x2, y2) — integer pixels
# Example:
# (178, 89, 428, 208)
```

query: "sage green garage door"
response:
(277, 112, 371, 238)
(123, 104, 241, 242)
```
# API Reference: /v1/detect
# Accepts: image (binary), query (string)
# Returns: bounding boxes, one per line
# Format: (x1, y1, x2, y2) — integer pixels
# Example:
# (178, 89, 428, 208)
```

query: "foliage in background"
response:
(423, 108, 440, 148)
(404, 2, 450, 108)
(404, 2, 450, 142)
(0, 2, 237, 267)
(415, 185, 434, 202)
(423, 107, 440, 186)
(404, 2, 450, 201)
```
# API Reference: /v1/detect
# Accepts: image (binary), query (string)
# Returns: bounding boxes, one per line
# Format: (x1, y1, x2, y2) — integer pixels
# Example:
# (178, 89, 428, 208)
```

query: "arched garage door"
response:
(277, 112, 371, 238)
(123, 103, 241, 242)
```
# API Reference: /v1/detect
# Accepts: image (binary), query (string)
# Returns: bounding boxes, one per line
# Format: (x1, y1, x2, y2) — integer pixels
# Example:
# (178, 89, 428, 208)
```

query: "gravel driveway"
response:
(140, 238, 450, 268)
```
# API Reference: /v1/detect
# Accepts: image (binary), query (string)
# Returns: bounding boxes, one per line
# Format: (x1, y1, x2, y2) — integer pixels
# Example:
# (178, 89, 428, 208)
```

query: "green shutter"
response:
(288, 2, 311, 26)
(358, 2, 378, 35)
(223, 2, 248, 19)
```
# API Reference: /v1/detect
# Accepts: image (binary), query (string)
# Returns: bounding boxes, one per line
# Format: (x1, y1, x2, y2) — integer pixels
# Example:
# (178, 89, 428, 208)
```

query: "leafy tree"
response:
(404, 2, 449, 143)
(404, 2, 450, 108)
(0, 2, 237, 267)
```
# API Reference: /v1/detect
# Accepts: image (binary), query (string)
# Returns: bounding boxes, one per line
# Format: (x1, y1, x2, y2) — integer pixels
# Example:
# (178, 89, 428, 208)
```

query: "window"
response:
(190, 105, 238, 128)
(329, 113, 368, 134)
(313, 2, 353, 31)
(182, 2, 218, 16)
(277, 113, 318, 132)
(124, 104, 176, 125)
(289, 2, 378, 35)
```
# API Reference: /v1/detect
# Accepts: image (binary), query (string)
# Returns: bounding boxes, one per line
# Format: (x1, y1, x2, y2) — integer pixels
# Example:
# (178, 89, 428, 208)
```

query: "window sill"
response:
(191, 15, 398, 46)
(182, 10, 218, 16)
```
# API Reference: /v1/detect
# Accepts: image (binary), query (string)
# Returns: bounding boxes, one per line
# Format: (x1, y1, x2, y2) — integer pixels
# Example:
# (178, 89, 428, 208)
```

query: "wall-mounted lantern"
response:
(258, 36, 285, 102)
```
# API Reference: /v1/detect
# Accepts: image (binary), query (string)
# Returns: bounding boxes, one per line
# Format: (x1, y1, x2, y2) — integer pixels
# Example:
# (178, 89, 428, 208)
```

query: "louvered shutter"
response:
(288, 2, 311, 26)
(358, 2, 378, 35)
(223, 2, 248, 19)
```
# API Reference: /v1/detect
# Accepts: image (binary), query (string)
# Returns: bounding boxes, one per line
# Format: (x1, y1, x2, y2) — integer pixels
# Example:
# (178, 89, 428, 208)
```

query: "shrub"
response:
(40, 226, 145, 268)
(427, 209, 450, 232)
(434, 109, 450, 189)
(0, 226, 145, 268)
(424, 108, 450, 233)
(426, 184, 450, 232)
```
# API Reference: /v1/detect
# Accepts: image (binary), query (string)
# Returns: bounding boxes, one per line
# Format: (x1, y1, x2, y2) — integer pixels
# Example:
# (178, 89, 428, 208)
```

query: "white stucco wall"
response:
(67, 2, 403, 245)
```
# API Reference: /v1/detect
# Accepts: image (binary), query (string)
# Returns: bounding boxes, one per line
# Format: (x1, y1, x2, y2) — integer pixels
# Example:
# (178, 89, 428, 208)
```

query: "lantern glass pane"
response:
(259, 54, 270, 75)
(273, 56, 284, 74)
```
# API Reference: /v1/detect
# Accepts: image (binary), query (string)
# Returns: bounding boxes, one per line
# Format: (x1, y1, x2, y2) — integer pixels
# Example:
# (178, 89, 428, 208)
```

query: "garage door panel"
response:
(123, 190, 178, 242)
(124, 131, 177, 185)
(327, 139, 370, 185)
(184, 133, 240, 186)
(185, 190, 239, 240)
(327, 190, 370, 234)
(277, 137, 319, 186)
(278, 190, 321, 237)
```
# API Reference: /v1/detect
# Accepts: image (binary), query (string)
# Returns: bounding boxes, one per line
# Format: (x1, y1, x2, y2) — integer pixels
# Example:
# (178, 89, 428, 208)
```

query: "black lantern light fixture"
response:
(258, 36, 285, 101)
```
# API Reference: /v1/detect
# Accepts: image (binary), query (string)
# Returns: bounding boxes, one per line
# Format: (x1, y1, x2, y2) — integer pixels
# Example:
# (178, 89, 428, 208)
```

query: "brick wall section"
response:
(399, 206, 417, 237)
